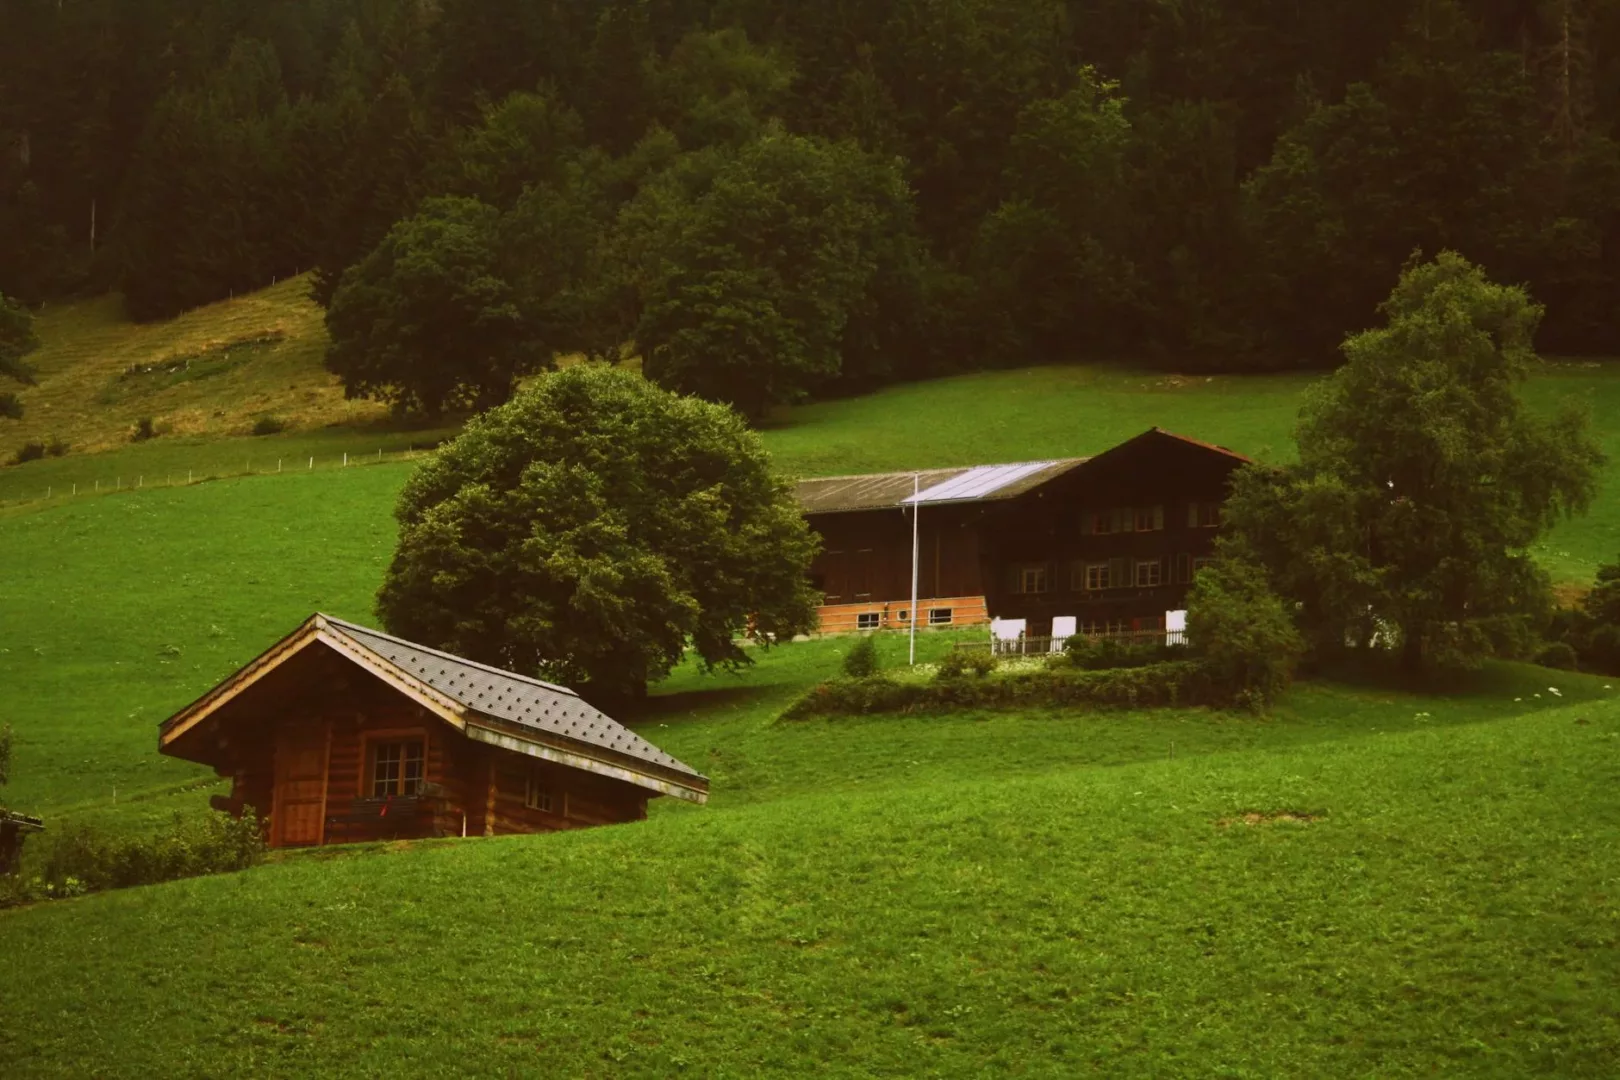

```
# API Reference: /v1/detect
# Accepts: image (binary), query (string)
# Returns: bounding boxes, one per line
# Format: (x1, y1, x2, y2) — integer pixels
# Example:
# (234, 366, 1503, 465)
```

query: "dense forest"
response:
(2, 0, 1618, 412)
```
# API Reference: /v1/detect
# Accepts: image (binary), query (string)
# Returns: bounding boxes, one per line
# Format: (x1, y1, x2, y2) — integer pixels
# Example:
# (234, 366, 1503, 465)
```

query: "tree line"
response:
(3, 0, 1619, 415)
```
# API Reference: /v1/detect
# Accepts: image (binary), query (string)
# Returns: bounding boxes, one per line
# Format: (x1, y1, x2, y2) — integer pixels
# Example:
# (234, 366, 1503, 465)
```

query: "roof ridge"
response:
(320, 615, 581, 700)
(795, 457, 1089, 484)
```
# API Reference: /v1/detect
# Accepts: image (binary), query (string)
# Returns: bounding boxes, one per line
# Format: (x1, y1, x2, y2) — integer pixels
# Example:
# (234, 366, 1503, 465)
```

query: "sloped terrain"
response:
(3, 276, 384, 460)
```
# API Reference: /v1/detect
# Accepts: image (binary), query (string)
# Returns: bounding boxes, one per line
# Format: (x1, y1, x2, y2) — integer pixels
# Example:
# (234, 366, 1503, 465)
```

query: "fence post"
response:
(72, 483, 76, 495)
(343, 453, 348, 467)
(277, 459, 282, 473)
(308, 457, 313, 470)
(188, 470, 193, 484)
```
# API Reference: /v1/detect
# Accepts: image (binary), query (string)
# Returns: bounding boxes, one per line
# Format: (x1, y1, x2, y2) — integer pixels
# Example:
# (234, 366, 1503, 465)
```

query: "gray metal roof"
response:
(324, 616, 703, 780)
(795, 458, 1086, 514)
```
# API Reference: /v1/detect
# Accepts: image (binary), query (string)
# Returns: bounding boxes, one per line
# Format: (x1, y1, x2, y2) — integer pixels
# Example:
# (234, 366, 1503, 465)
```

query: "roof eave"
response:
(464, 720, 709, 804)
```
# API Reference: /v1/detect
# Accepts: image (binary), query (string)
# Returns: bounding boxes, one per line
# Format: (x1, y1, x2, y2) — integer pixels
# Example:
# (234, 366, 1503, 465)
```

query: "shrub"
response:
(0, 811, 266, 907)
(45, 436, 68, 457)
(1534, 641, 1579, 671)
(1186, 552, 1304, 712)
(1063, 635, 1186, 670)
(842, 635, 880, 678)
(0, 392, 20, 420)
(10, 440, 45, 464)
(251, 414, 288, 436)
(130, 416, 157, 442)
(936, 648, 998, 680)
(783, 661, 1211, 720)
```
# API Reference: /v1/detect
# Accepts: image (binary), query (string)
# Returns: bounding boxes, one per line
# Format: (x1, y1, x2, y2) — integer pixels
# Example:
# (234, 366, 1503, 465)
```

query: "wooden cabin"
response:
(158, 614, 708, 848)
(795, 428, 1249, 639)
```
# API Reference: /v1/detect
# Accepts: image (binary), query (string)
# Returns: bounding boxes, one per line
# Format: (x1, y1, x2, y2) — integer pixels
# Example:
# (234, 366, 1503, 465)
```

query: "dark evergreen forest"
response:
(3, 0, 1617, 409)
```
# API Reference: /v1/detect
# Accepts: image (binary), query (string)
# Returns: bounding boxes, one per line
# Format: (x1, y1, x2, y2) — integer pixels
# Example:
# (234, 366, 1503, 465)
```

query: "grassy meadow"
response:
(1, 283, 1620, 1074)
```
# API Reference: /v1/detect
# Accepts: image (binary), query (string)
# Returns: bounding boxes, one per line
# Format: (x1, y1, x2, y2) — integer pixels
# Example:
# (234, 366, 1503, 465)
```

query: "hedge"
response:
(781, 660, 1213, 720)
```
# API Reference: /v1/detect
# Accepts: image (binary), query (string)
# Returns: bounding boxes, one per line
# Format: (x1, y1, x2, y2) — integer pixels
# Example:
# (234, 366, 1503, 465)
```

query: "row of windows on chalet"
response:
(1011, 553, 1218, 595)
(370, 737, 562, 813)
(1083, 500, 1222, 535)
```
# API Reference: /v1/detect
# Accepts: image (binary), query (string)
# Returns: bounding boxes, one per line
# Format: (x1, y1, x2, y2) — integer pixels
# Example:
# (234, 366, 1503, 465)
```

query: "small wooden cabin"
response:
(796, 428, 1249, 638)
(159, 614, 708, 848)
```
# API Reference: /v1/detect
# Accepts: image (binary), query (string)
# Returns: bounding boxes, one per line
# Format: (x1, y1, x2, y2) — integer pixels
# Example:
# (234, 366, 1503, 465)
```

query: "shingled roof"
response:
(792, 428, 1248, 515)
(796, 458, 1087, 514)
(159, 614, 707, 803)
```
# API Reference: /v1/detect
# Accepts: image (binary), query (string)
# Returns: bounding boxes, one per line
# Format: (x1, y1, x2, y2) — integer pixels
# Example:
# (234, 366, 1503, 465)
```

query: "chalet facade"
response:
(159, 614, 708, 848)
(796, 428, 1248, 639)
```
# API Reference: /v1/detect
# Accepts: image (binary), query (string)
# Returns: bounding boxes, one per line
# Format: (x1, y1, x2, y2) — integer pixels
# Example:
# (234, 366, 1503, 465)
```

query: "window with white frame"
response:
(1135, 559, 1163, 587)
(1084, 562, 1110, 591)
(1188, 501, 1222, 528)
(856, 611, 880, 630)
(1133, 505, 1165, 532)
(1018, 564, 1050, 594)
(928, 608, 953, 626)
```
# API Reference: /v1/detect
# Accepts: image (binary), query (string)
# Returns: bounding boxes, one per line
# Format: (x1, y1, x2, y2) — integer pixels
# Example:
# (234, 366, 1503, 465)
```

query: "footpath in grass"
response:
(1, 691, 1617, 1077)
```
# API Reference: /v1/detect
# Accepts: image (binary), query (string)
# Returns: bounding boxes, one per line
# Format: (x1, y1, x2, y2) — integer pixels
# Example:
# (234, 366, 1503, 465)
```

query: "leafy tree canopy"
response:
(1227, 251, 1605, 670)
(616, 129, 917, 418)
(376, 364, 820, 696)
(1185, 545, 1305, 711)
(324, 195, 547, 418)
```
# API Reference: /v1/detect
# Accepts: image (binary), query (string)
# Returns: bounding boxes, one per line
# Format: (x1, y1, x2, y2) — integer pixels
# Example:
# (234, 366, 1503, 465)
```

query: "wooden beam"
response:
(484, 755, 497, 837)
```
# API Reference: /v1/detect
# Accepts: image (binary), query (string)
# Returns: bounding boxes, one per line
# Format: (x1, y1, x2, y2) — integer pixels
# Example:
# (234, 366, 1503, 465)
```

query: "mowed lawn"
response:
(1, 365, 1620, 1072)
(1, 677, 1617, 1076)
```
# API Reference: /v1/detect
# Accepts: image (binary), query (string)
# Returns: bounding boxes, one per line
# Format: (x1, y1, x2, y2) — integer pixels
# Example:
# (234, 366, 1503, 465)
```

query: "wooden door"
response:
(272, 724, 329, 847)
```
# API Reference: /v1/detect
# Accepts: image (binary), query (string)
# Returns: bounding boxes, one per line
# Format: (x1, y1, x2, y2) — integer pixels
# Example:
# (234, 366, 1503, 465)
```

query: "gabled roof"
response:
(792, 428, 1248, 515)
(796, 459, 1087, 514)
(159, 614, 708, 803)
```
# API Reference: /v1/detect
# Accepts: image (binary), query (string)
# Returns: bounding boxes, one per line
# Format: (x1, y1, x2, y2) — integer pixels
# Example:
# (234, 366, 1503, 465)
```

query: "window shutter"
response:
(1109, 557, 1128, 588)
(1187, 502, 1199, 528)
(1153, 504, 1164, 531)
(1176, 553, 1192, 584)
(1006, 563, 1022, 593)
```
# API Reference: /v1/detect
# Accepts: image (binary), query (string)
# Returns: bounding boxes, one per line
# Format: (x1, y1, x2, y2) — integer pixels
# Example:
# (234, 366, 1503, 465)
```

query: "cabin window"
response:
(856, 611, 881, 630)
(1133, 505, 1165, 532)
(1135, 559, 1163, 588)
(1080, 619, 1129, 636)
(1188, 501, 1222, 528)
(1017, 564, 1050, 594)
(371, 740, 424, 797)
(1193, 555, 1217, 575)
(1083, 562, 1111, 591)
(525, 772, 556, 813)
(1136, 615, 1164, 633)
(929, 608, 953, 626)
(1174, 553, 1193, 584)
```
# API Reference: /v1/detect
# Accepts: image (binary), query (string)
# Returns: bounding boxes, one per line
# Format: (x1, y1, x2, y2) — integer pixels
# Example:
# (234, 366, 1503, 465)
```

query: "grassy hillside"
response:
(4, 276, 390, 460)
(1, 316, 1619, 1072)
(2, 661, 1617, 1075)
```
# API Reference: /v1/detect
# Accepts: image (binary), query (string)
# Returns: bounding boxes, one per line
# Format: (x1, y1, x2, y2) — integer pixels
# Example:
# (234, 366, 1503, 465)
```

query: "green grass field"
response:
(2, 285, 1620, 1075)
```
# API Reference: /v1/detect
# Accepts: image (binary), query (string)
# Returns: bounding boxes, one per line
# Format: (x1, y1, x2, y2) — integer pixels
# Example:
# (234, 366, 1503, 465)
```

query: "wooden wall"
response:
(806, 505, 984, 609)
(218, 646, 650, 847)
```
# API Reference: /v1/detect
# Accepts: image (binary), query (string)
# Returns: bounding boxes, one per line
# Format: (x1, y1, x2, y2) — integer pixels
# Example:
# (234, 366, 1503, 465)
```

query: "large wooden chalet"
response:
(796, 428, 1248, 638)
(159, 614, 708, 848)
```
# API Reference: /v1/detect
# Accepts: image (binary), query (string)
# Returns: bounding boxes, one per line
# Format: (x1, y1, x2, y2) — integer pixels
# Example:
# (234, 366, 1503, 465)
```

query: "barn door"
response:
(272, 723, 329, 847)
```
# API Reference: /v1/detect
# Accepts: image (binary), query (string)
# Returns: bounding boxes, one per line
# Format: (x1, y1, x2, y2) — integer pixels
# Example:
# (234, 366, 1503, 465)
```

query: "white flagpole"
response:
(909, 472, 920, 665)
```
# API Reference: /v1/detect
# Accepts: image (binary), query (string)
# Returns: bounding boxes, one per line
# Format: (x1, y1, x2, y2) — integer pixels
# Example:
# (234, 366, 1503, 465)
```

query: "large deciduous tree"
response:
(1226, 251, 1605, 670)
(324, 195, 545, 418)
(613, 129, 919, 419)
(376, 364, 820, 696)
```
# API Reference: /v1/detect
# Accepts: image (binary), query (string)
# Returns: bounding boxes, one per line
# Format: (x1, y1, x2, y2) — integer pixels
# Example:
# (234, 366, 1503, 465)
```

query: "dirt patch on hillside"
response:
(1217, 810, 1323, 828)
